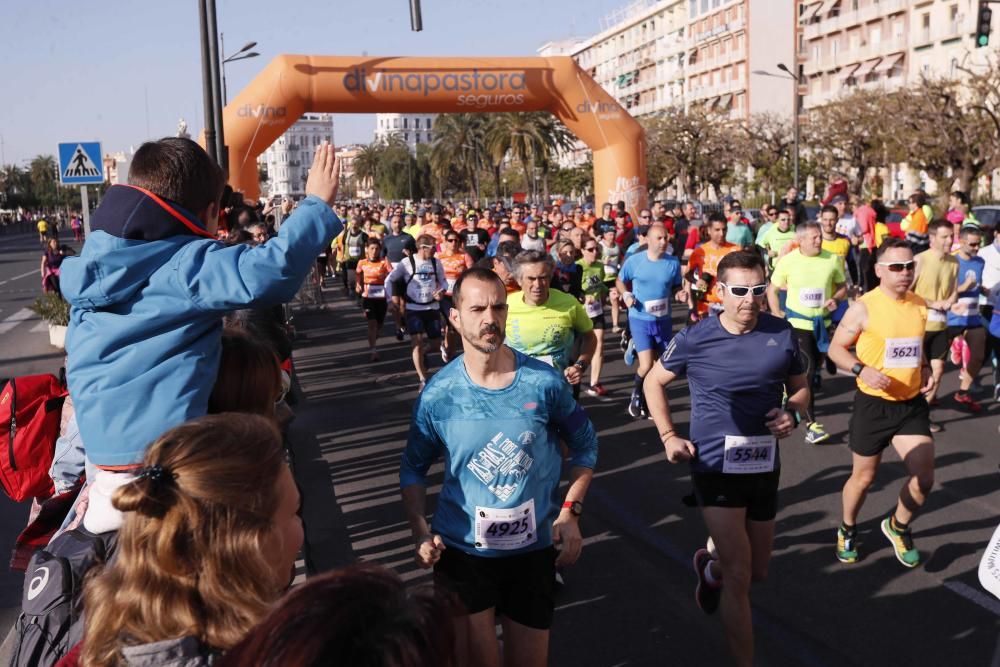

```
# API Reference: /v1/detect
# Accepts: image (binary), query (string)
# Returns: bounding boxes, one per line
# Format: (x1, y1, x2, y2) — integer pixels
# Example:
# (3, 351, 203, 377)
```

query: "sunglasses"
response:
(583, 246, 598, 251)
(445, 237, 459, 242)
(718, 282, 767, 297)
(967, 242, 981, 248)
(640, 214, 651, 219)
(877, 261, 915, 272)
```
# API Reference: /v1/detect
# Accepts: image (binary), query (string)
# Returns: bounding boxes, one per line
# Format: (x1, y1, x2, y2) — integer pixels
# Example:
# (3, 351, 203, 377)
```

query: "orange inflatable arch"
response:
(223, 55, 647, 212)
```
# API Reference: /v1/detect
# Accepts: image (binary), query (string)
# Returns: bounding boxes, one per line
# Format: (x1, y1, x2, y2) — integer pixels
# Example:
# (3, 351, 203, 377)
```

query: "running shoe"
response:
(804, 422, 831, 445)
(619, 328, 629, 352)
(624, 339, 636, 366)
(627, 392, 643, 419)
(994, 384, 1000, 403)
(395, 327, 405, 341)
(692, 548, 721, 615)
(586, 384, 608, 397)
(836, 527, 858, 564)
(880, 517, 920, 568)
(953, 391, 982, 413)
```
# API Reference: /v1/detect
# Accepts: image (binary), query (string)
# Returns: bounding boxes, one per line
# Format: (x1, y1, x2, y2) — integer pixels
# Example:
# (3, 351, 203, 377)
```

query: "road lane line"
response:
(0, 308, 35, 335)
(943, 580, 1000, 617)
(29, 321, 49, 333)
(0, 269, 38, 287)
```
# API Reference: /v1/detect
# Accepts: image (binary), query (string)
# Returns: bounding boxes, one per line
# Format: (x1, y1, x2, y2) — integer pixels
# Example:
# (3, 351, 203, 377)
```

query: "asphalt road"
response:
(0, 233, 998, 665)
(290, 280, 1000, 666)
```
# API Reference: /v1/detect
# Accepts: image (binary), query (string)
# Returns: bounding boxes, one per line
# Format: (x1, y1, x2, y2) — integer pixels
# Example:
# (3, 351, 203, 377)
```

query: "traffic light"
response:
(976, 1, 993, 48)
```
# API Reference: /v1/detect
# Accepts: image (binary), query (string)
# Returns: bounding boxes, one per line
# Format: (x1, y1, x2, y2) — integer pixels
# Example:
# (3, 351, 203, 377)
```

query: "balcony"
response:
(687, 47, 746, 75)
(801, 35, 907, 75)
(687, 78, 746, 101)
(802, 0, 907, 41)
(692, 17, 746, 45)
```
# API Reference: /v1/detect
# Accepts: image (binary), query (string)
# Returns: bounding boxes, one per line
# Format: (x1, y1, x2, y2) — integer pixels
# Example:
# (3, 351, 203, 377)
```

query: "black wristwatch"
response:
(562, 500, 584, 516)
(573, 360, 588, 372)
(851, 362, 865, 376)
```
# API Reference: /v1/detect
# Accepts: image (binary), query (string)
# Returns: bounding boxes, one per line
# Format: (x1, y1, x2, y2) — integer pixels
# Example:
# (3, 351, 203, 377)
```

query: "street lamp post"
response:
(752, 63, 804, 192)
(221, 34, 259, 105)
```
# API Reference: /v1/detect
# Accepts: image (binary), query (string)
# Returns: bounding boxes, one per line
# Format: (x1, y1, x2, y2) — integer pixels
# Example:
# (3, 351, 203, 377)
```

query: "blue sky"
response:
(0, 0, 617, 167)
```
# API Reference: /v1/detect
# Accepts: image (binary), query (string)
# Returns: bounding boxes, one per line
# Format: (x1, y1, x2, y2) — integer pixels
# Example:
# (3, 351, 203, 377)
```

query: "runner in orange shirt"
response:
(420, 204, 451, 246)
(356, 238, 394, 361)
(687, 213, 739, 321)
(438, 230, 472, 362)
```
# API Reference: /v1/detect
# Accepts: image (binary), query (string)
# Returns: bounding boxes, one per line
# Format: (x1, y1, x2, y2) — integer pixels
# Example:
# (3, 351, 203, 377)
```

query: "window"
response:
(415, 133, 421, 143)
(950, 57, 958, 77)
(403, 133, 409, 142)
(869, 26, 881, 44)
(393, 118, 399, 129)
(403, 118, 408, 129)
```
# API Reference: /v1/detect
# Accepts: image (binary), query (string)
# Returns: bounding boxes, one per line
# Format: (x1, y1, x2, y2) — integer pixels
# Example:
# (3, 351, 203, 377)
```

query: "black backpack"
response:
(9, 527, 117, 667)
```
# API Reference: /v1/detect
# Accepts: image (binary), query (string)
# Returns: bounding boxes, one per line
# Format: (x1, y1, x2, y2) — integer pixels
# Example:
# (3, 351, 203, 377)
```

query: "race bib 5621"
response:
(883, 337, 921, 369)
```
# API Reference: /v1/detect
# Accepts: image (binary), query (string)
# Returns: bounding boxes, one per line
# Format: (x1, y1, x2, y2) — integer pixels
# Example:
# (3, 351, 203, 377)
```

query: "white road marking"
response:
(0, 269, 39, 287)
(29, 321, 50, 333)
(944, 580, 1000, 617)
(0, 308, 36, 335)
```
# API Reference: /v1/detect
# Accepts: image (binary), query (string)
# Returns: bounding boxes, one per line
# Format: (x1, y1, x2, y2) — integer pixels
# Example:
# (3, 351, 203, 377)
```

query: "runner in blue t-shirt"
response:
(400, 267, 598, 667)
(947, 225, 988, 411)
(642, 250, 809, 667)
(615, 224, 686, 419)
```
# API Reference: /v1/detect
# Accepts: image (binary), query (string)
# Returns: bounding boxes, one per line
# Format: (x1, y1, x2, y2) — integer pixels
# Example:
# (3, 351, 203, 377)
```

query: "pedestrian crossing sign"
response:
(58, 142, 104, 185)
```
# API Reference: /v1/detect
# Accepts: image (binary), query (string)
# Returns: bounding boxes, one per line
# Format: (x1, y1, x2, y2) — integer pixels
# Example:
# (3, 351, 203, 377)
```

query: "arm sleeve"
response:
(399, 398, 443, 487)
(660, 327, 689, 375)
(550, 382, 598, 469)
(177, 197, 342, 311)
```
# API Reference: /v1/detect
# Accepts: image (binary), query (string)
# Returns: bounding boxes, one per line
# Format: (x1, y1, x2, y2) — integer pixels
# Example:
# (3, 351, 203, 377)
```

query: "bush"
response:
(30, 292, 70, 326)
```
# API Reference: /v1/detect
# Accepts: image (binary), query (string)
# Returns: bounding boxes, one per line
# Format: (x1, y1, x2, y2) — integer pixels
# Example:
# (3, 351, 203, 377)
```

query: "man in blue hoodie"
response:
(61, 137, 342, 475)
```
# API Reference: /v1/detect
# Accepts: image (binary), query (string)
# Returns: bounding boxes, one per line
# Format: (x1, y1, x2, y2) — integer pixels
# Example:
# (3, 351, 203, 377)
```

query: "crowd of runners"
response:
(321, 186, 999, 666)
(7, 137, 999, 667)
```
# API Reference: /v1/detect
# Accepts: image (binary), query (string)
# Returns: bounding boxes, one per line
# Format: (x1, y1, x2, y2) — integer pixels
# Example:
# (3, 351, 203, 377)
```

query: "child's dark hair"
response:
(128, 137, 225, 214)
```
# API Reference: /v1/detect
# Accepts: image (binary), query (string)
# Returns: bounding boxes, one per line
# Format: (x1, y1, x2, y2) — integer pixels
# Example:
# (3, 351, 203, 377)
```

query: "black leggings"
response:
(794, 328, 821, 423)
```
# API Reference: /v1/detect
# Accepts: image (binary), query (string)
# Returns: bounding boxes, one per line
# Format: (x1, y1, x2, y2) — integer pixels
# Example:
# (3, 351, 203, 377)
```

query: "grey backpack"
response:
(8, 527, 117, 667)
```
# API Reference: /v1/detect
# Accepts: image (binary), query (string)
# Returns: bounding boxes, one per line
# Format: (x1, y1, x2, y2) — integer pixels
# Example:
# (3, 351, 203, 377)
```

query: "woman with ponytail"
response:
(77, 414, 303, 666)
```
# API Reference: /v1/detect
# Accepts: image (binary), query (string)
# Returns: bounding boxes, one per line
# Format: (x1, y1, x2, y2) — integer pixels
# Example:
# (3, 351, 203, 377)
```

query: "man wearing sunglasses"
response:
(828, 237, 934, 569)
(643, 250, 809, 667)
(767, 221, 846, 445)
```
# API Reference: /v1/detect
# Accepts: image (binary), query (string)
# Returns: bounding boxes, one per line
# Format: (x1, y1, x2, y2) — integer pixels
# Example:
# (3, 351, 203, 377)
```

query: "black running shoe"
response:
(693, 548, 721, 615)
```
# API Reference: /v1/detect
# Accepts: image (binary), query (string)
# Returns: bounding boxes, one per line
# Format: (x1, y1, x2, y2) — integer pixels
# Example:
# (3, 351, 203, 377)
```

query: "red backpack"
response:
(0, 374, 68, 502)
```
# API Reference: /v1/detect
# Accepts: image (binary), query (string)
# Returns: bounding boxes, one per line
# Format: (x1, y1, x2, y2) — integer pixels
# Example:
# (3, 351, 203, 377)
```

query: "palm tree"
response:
(484, 113, 549, 202)
(533, 115, 576, 203)
(29, 155, 60, 209)
(353, 143, 382, 198)
(429, 114, 484, 200)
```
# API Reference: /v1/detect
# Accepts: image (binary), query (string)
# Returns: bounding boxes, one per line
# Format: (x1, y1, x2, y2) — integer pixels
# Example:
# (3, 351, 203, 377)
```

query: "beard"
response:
(465, 323, 505, 354)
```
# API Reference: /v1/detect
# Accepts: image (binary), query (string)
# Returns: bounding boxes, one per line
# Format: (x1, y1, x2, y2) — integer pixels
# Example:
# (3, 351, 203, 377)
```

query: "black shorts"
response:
(947, 324, 983, 339)
(362, 298, 387, 323)
(924, 329, 950, 361)
(848, 391, 931, 457)
(690, 470, 780, 522)
(590, 314, 607, 330)
(405, 309, 442, 339)
(440, 296, 455, 319)
(434, 546, 556, 630)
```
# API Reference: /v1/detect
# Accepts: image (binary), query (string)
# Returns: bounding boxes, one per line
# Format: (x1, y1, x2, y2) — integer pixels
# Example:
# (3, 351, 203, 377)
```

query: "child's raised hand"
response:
(305, 143, 341, 206)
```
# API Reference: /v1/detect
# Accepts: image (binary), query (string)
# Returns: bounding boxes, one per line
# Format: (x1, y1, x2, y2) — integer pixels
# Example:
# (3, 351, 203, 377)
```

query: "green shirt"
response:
(760, 226, 797, 268)
(770, 249, 846, 330)
(506, 289, 593, 370)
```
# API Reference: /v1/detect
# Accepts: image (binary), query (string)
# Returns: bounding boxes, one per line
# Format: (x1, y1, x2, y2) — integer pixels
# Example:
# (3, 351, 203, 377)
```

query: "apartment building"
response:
(373, 113, 437, 153)
(800, 0, 998, 109)
(539, 0, 688, 166)
(261, 114, 335, 198)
